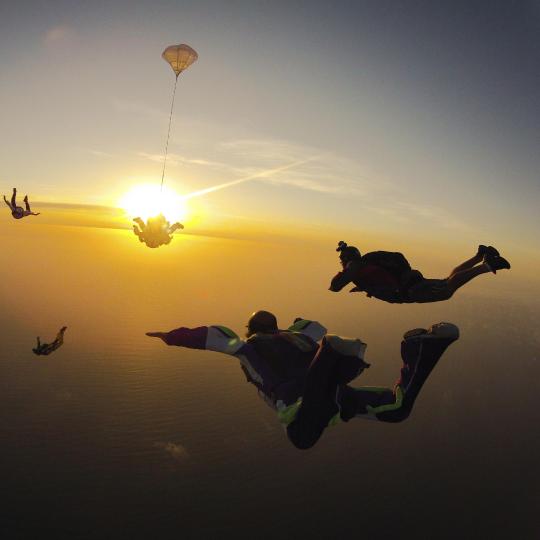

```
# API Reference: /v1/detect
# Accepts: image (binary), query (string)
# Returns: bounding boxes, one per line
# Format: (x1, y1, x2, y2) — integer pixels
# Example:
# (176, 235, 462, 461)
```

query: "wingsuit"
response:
(147, 311, 459, 449)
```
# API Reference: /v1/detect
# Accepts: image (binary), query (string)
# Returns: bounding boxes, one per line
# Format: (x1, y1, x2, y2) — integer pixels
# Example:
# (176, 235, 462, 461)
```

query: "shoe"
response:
(404, 323, 459, 342)
(403, 328, 428, 340)
(477, 245, 500, 258)
(484, 254, 511, 274)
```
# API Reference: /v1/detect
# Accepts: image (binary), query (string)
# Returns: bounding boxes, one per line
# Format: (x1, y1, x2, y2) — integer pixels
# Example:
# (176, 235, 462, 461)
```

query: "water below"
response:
(1, 224, 538, 538)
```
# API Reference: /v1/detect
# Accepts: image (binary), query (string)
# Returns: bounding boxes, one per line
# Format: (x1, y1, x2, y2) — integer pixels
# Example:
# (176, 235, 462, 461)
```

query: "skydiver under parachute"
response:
(329, 241, 511, 303)
(133, 214, 184, 248)
(146, 310, 459, 449)
(131, 44, 197, 248)
(3, 188, 40, 219)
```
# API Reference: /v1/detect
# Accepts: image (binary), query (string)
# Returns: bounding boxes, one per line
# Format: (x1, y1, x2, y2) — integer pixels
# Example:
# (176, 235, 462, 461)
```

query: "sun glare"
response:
(119, 184, 188, 222)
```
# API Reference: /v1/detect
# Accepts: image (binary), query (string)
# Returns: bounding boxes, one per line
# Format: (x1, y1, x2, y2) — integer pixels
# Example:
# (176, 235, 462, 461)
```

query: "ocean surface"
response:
(1, 223, 538, 539)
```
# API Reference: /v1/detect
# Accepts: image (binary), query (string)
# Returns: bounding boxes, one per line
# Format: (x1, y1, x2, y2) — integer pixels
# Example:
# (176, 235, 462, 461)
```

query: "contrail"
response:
(182, 157, 316, 200)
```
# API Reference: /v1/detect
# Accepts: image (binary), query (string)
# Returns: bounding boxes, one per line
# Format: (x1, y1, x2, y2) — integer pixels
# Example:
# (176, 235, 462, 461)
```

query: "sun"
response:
(119, 184, 188, 222)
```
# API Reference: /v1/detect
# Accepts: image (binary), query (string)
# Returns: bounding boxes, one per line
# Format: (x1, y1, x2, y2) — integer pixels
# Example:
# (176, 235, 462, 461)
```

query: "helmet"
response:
(336, 241, 361, 263)
(246, 310, 278, 337)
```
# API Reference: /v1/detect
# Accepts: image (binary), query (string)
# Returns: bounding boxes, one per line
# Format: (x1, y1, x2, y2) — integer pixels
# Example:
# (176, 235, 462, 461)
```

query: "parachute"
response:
(159, 43, 198, 192)
(162, 44, 198, 77)
(132, 44, 197, 248)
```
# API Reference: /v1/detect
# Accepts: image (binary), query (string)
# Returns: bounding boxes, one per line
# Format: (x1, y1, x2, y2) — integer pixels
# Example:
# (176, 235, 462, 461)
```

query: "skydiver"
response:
(146, 311, 459, 450)
(32, 326, 67, 356)
(329, 241, 511, 304)
(132, 214, 183, 248)
(3, 188, 40, 219)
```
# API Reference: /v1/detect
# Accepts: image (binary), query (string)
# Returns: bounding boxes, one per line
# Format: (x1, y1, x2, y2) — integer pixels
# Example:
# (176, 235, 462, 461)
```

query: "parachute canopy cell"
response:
(162, 44, 198, 76)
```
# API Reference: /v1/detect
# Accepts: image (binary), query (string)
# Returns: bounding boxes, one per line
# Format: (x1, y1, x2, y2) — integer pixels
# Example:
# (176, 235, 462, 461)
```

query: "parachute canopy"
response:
(162, 44, 198, 76)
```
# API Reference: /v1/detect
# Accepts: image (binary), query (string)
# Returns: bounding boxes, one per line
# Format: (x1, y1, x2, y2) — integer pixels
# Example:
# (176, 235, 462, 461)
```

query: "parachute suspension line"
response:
(160, 74, 179, 192)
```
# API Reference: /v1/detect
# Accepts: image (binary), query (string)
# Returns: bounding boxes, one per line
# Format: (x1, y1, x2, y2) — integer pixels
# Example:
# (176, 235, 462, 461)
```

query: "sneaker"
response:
(404, 323, 459, 342)
(403, 328, 428, 340)
(477, 245, 500, 258)
(484, 254, 511, 274)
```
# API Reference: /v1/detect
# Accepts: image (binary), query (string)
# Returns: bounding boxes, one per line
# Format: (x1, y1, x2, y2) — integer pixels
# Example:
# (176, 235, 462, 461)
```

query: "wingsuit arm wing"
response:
(287, 319, 327, 342)
(151, 325, 245, 356)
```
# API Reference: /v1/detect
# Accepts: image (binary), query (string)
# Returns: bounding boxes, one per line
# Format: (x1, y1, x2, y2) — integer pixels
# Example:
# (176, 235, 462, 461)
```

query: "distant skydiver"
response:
(3, 188, 40, 219)
(133, 214, 183, 248)
(146, 311, 459, 450)
(32, 326, 67, 356)
(329, 241, 511, 304)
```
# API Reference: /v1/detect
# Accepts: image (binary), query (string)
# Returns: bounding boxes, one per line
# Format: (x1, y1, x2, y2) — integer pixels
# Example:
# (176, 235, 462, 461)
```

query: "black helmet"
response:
(336, 241, 361, 263)
(246, 310, 279, 337)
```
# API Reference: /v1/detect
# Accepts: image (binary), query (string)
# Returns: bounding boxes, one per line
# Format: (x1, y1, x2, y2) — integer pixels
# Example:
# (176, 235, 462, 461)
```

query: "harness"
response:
(241, 332, 318, 407)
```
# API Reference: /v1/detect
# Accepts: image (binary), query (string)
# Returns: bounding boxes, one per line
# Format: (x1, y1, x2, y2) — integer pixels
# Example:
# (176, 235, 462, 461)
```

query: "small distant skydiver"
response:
(329, 241, 511, 304)
(146, 311, 459, 450)
(133, 214, 184, 248)
(32, 326, 67, 356)
(3, 188, 40, 219)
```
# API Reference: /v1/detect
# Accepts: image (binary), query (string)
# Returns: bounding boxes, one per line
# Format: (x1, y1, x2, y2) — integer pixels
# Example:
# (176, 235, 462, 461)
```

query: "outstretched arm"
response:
(169, 223, 184, 233)
(3, 195, 13, 210)
(329, 266, 355, 292)
(146, 325, 245, 355)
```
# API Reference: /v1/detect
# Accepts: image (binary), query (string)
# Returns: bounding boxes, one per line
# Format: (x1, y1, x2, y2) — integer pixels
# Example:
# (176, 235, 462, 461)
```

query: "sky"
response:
(1, 5, 539, 536)
(1, 0, 539, 250)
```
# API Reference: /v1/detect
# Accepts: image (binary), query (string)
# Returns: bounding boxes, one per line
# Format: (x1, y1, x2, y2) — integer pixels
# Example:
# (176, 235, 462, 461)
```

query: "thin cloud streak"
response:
(137, 135, 468, 231)
(182, 157, 318, 200)
(138, 152, 227, 169)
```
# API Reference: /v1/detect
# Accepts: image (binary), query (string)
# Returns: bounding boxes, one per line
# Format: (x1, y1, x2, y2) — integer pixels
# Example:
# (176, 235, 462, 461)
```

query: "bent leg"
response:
(11, 188, 16, 207)
(337, 323, 459, 424)
(287, 335, 368, 449)
(24, 196, 31, 212)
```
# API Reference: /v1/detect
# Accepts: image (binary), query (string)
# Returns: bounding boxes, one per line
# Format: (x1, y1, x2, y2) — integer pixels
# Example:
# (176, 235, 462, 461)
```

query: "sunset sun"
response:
(119, 184, 188, 222)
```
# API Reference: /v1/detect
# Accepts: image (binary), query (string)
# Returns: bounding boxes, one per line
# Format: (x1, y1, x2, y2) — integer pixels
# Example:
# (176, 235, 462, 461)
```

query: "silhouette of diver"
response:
(329, 241, 511, 303)
(147, 311, 459, 449)
(32, 326, 67, 356)
(133, 214, 183, 248)
(3, 188, 40, 219)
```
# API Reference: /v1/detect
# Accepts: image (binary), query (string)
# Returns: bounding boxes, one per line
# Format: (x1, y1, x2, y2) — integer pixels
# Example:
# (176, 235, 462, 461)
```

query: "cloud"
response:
(135, 135, 470, 231)
(215, 138, 395, 196)
(138, 152, 227, 169)
(154, 441, 189, 461)
(88, 149, 113, 158)
(112, 99, 167, 123)
(44, 26, 72, 44)
(391, 201, 469, 230)
(217, 139, 470, 229)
